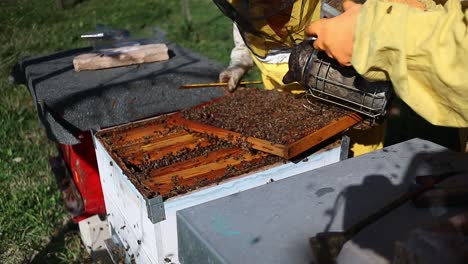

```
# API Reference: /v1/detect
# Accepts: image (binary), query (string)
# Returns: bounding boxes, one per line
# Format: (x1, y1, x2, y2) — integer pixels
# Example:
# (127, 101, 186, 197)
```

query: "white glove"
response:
(220, 24, 254, 92)
(219, 66, 249, 92)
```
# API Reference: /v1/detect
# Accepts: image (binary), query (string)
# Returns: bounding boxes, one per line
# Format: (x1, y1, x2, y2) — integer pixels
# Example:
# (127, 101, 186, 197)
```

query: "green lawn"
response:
(0, 0, 462, 263)
(0, 0, 243, 262)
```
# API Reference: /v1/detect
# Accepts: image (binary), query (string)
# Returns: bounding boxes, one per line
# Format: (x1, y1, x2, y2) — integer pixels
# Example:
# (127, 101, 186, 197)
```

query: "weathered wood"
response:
(119, 132, 194, 156)
(127, 138, 212, 165)
(73, 43, 169, 72)
(146, 147, 243, 180)
(102, 115, 176, 149)
(110, 123, 171, 147)
(153, 151, 270, 197)
(137, 142, 272, 197)
(144, 148, 267, 187)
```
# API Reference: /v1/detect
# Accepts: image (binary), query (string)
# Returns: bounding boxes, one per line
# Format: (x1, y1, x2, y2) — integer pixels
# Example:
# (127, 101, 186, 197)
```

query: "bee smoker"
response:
(283, 39, 393, 123)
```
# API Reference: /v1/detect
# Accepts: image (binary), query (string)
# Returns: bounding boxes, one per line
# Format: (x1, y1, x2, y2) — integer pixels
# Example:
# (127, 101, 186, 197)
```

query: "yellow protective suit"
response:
(248, 0, 321, 92)
(250, 1, 384, 156)
(352, 0, 468, 127)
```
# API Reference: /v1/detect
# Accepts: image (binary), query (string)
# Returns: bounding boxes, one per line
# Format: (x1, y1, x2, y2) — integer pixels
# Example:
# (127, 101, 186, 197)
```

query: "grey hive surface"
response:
(177, 138, 468, 264)
(15, 40, 224, 144)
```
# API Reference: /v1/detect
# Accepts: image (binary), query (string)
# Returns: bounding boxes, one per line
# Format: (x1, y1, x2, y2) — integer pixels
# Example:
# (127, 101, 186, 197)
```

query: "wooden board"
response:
(95, 114, 282, 200)
(73, 43, 169, 72)
(170, 111, 362, 159)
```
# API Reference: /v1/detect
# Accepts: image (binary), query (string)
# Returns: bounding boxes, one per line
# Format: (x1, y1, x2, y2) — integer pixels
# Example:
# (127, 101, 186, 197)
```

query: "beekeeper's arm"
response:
(306, 0, 468, 127)
(219, 24, 255, 92)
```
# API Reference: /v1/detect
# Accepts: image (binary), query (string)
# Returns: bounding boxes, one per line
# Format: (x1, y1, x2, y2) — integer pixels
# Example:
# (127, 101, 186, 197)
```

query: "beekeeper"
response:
(216, 0, 319, 93)
(214, 0, 385, 156)
(216, 0, 468, 154)
(306, 0, 468, 127)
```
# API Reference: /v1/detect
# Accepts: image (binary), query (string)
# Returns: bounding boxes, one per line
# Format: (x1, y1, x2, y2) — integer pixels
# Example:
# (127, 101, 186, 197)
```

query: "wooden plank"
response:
(145, 147, 243, 181)
(169, 114, 288, 157)
(152, 151, 269, 197)
(153, 151, 263, 183)
(127, 137, 212, 165)
(117, 132, 194, 156)
(111, 125, 179, 151)
(286, 113, 362, 159)
(144, 151, 261, 192)
(97, 115, 173, 147)
(73, 43, 169, 72)
(154, 169, 227, 197)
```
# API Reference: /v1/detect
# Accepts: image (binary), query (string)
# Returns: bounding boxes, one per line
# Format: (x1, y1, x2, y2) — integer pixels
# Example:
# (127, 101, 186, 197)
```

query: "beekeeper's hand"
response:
(305, 1, 362, 66)
(220, 24, 254, 92)
(219, 65, 250, 92)
(306, 0, 425, 66)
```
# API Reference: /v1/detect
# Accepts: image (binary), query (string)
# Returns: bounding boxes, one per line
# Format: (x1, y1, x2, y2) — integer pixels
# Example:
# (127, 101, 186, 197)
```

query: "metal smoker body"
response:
(283, 39, 393, 122)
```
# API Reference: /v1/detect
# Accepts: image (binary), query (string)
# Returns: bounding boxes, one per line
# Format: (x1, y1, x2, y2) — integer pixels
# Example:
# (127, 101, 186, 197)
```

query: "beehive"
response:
(96, 114, 283, 200)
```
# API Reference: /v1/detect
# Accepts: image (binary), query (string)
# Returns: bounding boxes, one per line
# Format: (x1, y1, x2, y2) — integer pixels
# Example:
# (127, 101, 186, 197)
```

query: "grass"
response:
(0, 0, 250, 262)
(0, 0, 460, 263)
(0, 81, 68, 263)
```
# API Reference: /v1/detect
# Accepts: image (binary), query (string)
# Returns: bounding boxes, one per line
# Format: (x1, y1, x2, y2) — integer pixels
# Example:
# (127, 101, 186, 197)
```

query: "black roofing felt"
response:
(14, 41, 224, 144)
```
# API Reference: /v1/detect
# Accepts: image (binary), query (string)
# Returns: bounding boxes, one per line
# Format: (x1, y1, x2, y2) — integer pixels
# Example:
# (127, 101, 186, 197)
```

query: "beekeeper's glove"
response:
(219, 24, 254, 92)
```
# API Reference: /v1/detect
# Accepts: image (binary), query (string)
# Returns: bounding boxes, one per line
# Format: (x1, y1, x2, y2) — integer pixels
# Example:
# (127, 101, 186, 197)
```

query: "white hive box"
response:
(93, 115, 347, 263)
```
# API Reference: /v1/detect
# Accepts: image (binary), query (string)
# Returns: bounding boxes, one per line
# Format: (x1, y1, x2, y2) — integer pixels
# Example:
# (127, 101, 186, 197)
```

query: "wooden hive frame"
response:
(169, 112, 362, 159)
(95, 114, 281, 200)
